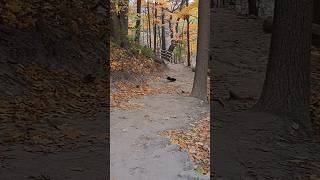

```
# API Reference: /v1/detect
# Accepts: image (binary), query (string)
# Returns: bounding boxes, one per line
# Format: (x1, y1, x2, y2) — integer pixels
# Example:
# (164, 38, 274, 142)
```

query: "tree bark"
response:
(158, 25, 162, 51)
(141, 8, 145, 44)
(255, 0, 313, 135)
(169, 15, 174, 40)
(167, 15, 176, 52)
(170, 0, 185, 53)
(248, 0, 259, 16)
(191, 0, 210, 101)
(313, 0, 320, 47)
(119, 0, 129, 48)
(111, 2, 121, 44)
(135, 0, 142, 42)
(147, 1, 152, 48)
(153, 2, 157, 52)
(314, 0, 320, 24)
(161, 7, 166, 51)
(186, 0, 191, 66)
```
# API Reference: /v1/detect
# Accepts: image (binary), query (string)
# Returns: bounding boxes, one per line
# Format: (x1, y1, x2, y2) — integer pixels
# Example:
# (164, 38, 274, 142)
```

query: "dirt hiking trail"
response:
(211, 8, 320, 179)
(110, 63, 210, 180)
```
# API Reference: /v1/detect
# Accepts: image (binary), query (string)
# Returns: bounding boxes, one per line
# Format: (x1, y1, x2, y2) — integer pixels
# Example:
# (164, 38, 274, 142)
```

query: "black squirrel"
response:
(167, 76, 176, 82)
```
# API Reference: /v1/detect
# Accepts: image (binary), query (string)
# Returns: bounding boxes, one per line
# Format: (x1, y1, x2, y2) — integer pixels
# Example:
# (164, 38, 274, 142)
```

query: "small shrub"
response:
(128, 39, 155, 59)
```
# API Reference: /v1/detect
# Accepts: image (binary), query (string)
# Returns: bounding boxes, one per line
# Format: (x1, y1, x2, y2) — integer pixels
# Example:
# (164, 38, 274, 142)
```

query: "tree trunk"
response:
(255, 0, 313, 135)
(153, 2, 157, 52)
(135, 0, 142, 42)
(111, 2, 121, 44)
(176, 17, 181, 34)
(314, 0, 320, 24)
(170, 0, 185, 54)
(147, 2, 152, 48)
(248, 0, 258, 16)
(146, 12, 150, 46)
(111, 0, 128, 47)
(167, 15, 176, 52)
(169, 15, 174, 40)
(209, 0, 214, 80)
(142, 8, 145, 44)
(312, 0, 320, 47)
(191, 0, 210, 101)
(181, 20, 185, 61)
(186, 0, 191, 67)
(161, 7, 166, 51)
(119, 0, 129, 48)
(158, 25, 162, 51)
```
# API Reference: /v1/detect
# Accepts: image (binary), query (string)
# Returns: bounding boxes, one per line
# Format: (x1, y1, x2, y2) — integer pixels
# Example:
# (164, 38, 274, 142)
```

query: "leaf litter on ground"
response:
(160, 115, 210, 175)
(0, 64, 109, 153)
(110, 44, 180, 110)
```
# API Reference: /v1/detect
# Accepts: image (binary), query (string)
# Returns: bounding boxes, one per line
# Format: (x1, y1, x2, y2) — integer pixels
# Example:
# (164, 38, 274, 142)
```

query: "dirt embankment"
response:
(0, 0, 109, 151)
(211, 8, 320, 179)
(0, 1, 110, 179)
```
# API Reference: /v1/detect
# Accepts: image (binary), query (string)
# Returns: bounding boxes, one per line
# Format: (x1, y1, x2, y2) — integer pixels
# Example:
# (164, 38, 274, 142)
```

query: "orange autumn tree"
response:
(128, 0, 198, 64)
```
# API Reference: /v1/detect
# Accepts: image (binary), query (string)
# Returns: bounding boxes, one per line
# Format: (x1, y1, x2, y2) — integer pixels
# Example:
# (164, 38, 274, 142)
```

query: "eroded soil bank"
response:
(211, 8, 320, 179)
